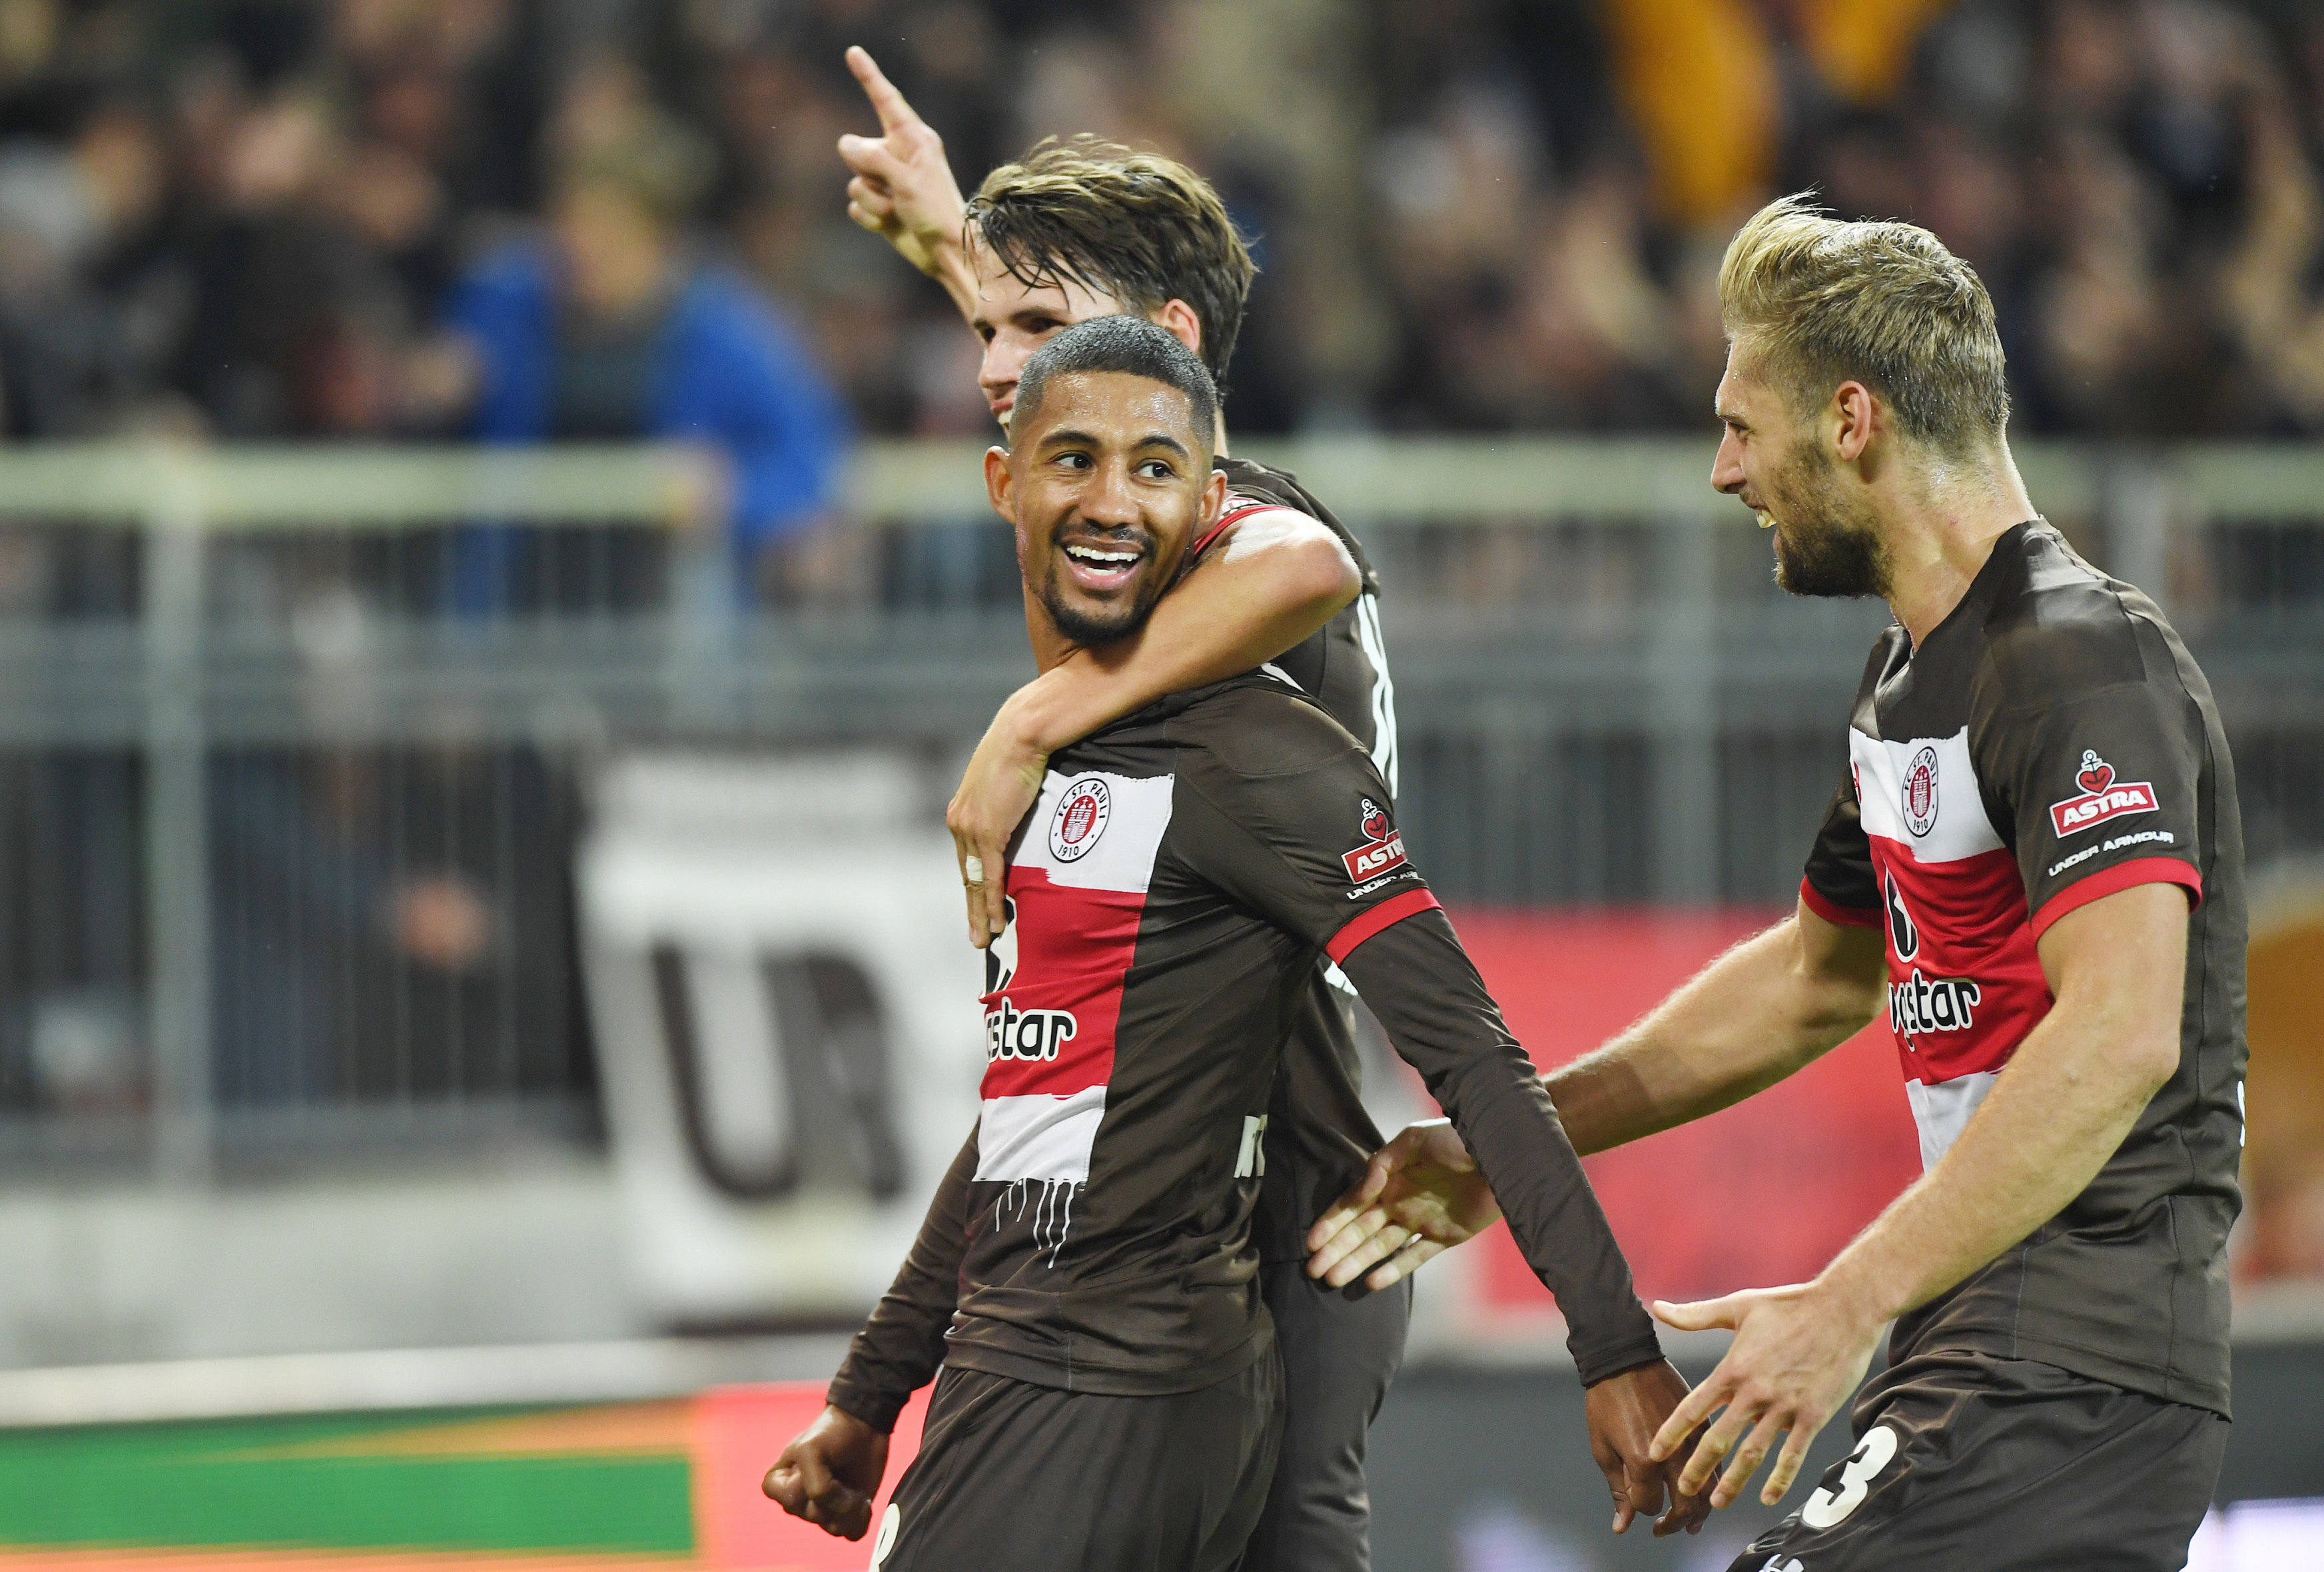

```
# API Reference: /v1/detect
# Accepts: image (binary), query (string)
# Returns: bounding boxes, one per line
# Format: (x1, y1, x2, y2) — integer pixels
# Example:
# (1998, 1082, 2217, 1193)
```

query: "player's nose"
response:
(1711, 430, 1746, 495)
(1075, 457, 1141, 526)
(978, 343, 1023, 411)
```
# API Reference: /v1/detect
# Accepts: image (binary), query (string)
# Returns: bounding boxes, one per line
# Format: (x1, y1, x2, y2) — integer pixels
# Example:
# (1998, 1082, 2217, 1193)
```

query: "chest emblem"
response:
(2048, 750, 2159, 837)
(1902, 745, 1940, 837)
(1048, 777, 1112, 863)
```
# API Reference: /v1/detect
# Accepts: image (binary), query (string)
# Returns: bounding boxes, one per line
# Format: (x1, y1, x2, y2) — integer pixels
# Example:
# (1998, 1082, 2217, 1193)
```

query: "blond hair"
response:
(1719, 194, 2010, 453)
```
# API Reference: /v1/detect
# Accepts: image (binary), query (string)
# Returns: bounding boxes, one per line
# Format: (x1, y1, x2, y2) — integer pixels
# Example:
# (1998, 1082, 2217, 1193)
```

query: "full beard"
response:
(1768, 440, 1890, 599)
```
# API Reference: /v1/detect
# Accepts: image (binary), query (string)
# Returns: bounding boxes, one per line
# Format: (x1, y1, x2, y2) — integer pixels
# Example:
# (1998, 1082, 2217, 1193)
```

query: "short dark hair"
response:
(1010, 315, 1220, 452)
(968, 136, 1256, 396)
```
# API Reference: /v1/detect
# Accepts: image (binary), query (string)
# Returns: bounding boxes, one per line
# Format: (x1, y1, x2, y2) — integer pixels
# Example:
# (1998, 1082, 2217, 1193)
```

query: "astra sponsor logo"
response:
(2049, 749, 2157, 837)
(1890, 967, 1982, 1039)
(984, 997, 1079, 1062)
(1342, 797, 1408, 883)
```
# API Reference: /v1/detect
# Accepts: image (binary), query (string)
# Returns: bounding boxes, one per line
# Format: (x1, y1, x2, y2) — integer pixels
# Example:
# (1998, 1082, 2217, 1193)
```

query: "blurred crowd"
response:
(2, 0, 2324, 471)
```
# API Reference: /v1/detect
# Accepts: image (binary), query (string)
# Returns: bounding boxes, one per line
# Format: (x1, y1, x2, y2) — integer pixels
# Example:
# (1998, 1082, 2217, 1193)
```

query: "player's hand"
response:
(1304, 1118, 1502, 1290)
(1649, 1280, 1884, 1509)
(837, 46, 969, 285)
(947, 687, 1050, 947)
(762, 1403, 891, 1540)
(1584, 1359, 1711, 1537)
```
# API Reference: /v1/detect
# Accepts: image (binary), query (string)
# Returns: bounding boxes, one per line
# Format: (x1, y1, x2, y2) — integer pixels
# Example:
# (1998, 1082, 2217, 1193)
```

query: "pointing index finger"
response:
(845, 45, 922, 135)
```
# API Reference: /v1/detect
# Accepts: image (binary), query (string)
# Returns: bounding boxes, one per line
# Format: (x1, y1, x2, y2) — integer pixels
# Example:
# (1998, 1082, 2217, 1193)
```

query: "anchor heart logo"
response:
(2076, 750, 2114, 796)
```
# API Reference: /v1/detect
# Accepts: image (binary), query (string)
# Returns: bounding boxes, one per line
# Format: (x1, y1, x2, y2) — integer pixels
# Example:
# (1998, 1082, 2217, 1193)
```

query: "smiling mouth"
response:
(1058, 538, 1147, 593)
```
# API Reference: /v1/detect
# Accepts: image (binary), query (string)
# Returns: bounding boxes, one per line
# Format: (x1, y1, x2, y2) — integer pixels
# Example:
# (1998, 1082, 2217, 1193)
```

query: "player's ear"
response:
(1198, 464, 1228, 529)
(1154, 298, 1202, 360)
(984, 443, 1014, 524)
(1832, 380, 1877, 464)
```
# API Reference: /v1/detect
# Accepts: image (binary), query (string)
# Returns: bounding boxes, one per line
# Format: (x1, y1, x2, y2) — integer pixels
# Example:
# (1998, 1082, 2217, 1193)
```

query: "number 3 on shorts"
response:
(1800, 1423, 1900, 1530)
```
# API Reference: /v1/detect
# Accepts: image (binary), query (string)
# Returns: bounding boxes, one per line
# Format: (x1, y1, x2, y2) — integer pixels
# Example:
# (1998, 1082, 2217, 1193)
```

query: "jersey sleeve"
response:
(826, 1127, 974, 1431)
(1977, 638, 2207, 939)
(1800, 759, 1882, 927)
(1170, 694, 1441, 959)
(1336, 909, 1664, 1383)
(1173, 698, 1662, 1383)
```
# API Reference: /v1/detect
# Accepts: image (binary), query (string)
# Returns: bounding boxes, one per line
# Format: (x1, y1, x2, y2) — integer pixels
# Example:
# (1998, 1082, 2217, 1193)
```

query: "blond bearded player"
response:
(1305, 196, 2247, 1570)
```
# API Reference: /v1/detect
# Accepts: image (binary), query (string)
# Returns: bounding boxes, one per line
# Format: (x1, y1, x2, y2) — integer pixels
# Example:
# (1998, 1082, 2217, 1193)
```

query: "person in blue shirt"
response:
(439, 167, 849, 609)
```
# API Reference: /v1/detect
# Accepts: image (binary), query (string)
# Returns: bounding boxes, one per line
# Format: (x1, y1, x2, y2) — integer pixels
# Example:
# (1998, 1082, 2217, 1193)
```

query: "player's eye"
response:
(1136, 459, 1176, 480)
(1056, 451, 1092, 470)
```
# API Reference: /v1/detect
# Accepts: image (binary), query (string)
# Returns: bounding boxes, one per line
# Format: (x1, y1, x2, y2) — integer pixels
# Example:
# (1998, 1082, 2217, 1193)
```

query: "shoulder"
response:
(1972, 524, 2152, 714)
(1166, 679, 1366, 782)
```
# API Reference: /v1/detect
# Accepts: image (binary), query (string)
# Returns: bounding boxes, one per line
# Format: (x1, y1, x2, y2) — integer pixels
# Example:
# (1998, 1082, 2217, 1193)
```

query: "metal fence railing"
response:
(0, 436, 2317, 1178)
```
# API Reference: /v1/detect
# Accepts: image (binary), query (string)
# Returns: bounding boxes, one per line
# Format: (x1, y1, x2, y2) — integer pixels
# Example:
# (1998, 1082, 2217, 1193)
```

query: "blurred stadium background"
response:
(0, 0, 2321, 1567)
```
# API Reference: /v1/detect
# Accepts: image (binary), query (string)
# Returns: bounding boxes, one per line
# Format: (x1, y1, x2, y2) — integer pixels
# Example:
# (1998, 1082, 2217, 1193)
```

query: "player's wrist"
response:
(1810, 1255, 1902, 1332)
(823, 1389, 899, 1436)
(1006, 663, 1108, 757)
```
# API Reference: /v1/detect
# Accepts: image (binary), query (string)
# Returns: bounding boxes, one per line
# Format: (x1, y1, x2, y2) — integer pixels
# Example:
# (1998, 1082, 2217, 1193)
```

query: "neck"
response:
(1879, 439, 2038, 647)
(1024, 582, 1076, 673)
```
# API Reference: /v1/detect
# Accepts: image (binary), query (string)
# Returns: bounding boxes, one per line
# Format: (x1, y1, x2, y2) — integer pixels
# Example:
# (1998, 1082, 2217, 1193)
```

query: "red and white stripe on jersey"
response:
(1185, 494, 1310, 566)
(975, 769, 1172, 1186)
(1847, 726, 2050, 1172)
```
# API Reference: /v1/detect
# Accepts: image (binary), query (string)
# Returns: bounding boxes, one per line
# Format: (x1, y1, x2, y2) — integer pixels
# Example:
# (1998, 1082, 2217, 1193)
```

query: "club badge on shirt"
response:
(1902, 745, 1940, 837)
(2048, 750, 2158, 837)
(1049, 777, 1112, 862)
(1342, 797, 1407, 883)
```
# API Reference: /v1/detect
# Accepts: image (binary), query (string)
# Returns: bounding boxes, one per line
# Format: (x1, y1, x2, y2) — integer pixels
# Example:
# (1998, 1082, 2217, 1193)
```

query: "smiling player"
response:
(1306, 196, 2247, 1572)
(767, 316, 1695, 1570)
(763, 51, 1523, 1571)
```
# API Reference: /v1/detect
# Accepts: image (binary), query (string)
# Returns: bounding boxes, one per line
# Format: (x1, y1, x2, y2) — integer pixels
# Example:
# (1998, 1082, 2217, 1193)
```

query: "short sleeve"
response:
(1980, 661, 2206, 939)
(1169, 692, 1439, 957)
(1801, 760, 1882, 927)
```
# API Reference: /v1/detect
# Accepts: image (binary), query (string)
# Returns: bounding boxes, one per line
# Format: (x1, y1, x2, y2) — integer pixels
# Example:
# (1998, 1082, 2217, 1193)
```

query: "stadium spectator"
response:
(428, 58, 849, 608)
(3, 0, 2324, 442)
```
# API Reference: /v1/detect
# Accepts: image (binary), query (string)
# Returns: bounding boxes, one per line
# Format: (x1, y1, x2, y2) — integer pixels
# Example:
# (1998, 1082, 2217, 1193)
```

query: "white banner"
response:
(578, 750, 982, 1325)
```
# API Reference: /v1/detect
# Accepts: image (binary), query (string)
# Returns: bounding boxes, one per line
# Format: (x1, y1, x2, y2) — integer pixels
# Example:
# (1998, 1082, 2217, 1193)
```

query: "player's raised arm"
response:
(949, 510, 1360, 945)
(1306, 896, 1887, 1290)
(836, 46, 976, 317)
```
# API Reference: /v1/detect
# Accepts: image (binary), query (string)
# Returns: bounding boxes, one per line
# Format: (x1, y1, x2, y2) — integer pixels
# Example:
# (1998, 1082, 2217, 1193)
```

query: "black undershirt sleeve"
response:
(825, 1127, 976, 1431)
(1338, 908, 1664, 1387)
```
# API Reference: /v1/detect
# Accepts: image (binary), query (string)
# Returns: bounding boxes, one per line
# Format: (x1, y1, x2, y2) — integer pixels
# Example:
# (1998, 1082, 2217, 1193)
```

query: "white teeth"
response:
(1065, 545, 1138, 565)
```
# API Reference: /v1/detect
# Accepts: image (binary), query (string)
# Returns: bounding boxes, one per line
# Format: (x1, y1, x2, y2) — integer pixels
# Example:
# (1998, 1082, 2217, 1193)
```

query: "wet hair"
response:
(1720, 193, 2011, 454)
(1009, 314, 1219, 452)
(968, 135, 1255, 394)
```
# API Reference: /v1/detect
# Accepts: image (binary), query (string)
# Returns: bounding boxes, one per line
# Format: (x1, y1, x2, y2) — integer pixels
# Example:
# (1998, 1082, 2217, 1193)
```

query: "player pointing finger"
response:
(836, 47, 974, 312)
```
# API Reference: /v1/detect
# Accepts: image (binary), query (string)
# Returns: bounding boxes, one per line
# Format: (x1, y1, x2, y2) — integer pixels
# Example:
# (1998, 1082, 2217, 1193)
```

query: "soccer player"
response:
(771, 50, 1534, 1569)
(1306, 196, 2247, 1571)
(769, 314, 1692, 1569)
